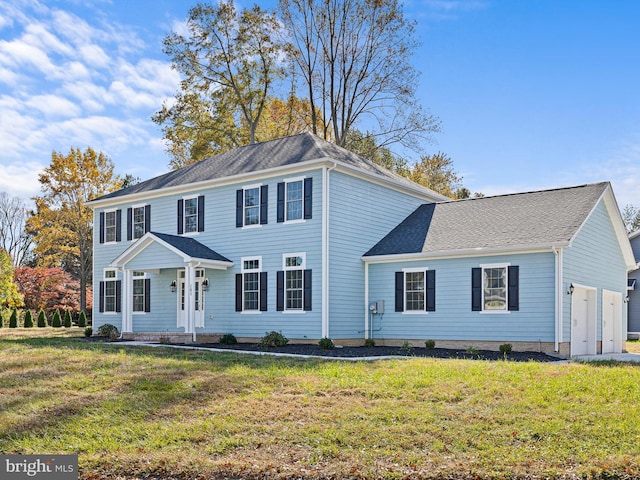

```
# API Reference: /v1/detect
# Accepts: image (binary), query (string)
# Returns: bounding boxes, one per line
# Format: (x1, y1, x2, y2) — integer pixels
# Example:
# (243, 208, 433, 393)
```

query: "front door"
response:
(602, 290, 622, 354)
(177, 269, 206, 329)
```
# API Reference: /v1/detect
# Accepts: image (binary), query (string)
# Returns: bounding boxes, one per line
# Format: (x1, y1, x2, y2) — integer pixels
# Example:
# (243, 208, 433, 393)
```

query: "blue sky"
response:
(1, 0, 638, 208)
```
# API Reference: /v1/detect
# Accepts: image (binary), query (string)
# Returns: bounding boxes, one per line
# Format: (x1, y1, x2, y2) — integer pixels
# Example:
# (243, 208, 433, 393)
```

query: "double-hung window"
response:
(236, 257, 267, 312)
(132, 271, 150, 313)
(277, 177, 313, 223)
(99, 269, 121, 313)
(99, 209, 121, 244)
(177, 195, 204, 234)
(277, 253, 312, 312)
(472, 264, 519, 312)
(127, 205, 150, 240)
(394, 269, 435, 312)
(236, 185, 268, 227)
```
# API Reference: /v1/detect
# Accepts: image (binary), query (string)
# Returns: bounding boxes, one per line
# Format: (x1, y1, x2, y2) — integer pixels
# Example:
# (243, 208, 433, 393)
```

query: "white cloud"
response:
(25, 94, 82, 118)
(0, 161, 45, 198)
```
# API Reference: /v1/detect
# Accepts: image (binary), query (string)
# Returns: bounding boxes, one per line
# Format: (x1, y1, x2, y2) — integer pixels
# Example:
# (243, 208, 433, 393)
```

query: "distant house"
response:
(88, 133, 635, 357)
(627, 231, 640, 338)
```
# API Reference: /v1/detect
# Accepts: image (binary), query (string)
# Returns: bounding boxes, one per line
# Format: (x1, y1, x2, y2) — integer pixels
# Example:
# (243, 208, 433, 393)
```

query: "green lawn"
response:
(1, 330, 639, 479)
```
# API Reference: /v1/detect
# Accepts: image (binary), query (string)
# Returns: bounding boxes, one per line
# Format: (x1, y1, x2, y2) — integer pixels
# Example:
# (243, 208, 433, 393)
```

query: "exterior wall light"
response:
(170, 280, 177, 293)
(567, 284, 574, 295)
(202, 278, 209, 291)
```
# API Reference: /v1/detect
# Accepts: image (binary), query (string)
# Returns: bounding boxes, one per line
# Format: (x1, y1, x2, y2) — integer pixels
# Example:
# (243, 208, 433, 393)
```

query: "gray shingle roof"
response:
(97, 133, 442, 201)
(364, 182, 609, 257)
(152, 232, 231, 263)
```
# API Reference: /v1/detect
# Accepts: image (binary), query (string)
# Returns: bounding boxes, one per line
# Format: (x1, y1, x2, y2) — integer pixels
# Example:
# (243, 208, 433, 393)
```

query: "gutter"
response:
(552, 246, 563, 353)
(322, 162, 338, 338)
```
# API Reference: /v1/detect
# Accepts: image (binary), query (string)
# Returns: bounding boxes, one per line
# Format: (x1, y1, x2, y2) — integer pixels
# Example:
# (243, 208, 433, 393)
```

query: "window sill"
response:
(283, 219, 306, 225)
(479, 310, 511, 314)
(241, 310, 262, 314)
(402, 310, 428, 315)
(241, 224, 262, 230)
(282, 310, 306, 314)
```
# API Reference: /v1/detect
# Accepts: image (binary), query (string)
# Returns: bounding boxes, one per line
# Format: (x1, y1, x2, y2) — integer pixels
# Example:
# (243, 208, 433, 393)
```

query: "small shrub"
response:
(51, 309, 62, 328)
(63, 310, 72, 328)
(500, 343, 513, 359)
(424, 339, 436, 350)
(258, 330, 288, 347)
(84, 327, 93, 337)
(77, 311, 87, 328)
(37, 309, 47, 327)
(23, 310, 33, 328)
(219, 333, 238, 345)
(318, 337, 335, 350)
(97, 323, 119, 341)
(466, 346, 479, 355)
(9, 308, 18, 328)
(401, 341, 413, 352)
(364, 338, 376, 348)
(0, 310, 3, 328)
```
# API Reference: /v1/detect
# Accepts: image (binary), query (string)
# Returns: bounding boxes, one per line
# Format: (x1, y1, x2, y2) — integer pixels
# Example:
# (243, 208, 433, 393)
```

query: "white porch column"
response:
(185, 263, 196, 341)
(121, 268, 132, 333)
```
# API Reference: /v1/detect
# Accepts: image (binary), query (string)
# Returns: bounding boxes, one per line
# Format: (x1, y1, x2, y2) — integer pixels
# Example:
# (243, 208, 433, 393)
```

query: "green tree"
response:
(409, 152, 463, 199)
(51, 309, 62, 328)
(280, 0, 440, 151)
(344, 130, 410, 176)
(9, 307, 18, 328)
(27, 148, 120, 312)
(0, 249, 22, 308)
(23, 309, 33, 328)
(64, 309, 72, 328)
(78, 310, 87, 328)
(37, 309, 47, 327)
(156, 1, 287, 168)
(622, 204, 640, 233)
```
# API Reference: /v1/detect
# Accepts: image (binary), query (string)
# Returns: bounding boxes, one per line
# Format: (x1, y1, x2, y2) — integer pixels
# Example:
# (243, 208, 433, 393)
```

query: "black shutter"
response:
(115, 209, 122, 242)
(99, 281, 105, 312)
(144, 205, 151, 234)
(395, 272, 404, 312)
(144, 278, 151, 313)
(99, 212, 105, 244)
(235, 274, 243, 311)
(508, 265, 519, 311)
(277, 182, 285, 223)
(197, 195, 205, 232)
(126, 208, 132, 241)
(115, 280, 122, 313)
(260, 185, 268, 225)
(236, 190, 243, 227)
(471, 268, 482, 311)
(303, 269, 312, 311)
(304, 177, 313, 219)
(276, 271, 284, 311)
(177, 199, 184, 234)
(426, 270, 436, 312)
(260, 271, 268, 311)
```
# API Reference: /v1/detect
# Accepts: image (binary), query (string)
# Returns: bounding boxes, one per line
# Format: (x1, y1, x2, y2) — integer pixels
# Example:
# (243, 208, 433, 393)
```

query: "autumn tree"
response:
(280, 0, 440, 151)
(156, 1, 288, 168)
(0, 192, 34, 266)
(0, 249, 22, 309)
(14, 266, 91, 312)
(344, 130, 410, 176)
(27, 147, 120, 312)
(408, 152, 463, 198)
(622, 204, 640, 233)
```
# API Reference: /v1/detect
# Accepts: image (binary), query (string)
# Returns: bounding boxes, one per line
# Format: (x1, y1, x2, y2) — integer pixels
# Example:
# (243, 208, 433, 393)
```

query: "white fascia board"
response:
(110, 232, 189, 268)
(361, 243, 567, 264)
(191, 259, 234, 270)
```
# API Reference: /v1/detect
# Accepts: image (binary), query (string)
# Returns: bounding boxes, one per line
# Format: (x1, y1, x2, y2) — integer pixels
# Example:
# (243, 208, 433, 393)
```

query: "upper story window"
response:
(236, 185, 268, 228)
(236, 256, 267, 312)
(472, 264, 519, 312)
(277, 177, 312, 223)
(178, 195, 204, 234)
(127, 205, 150, 240)
(99, 209, 121, 244)
(394, 269, 435, 313)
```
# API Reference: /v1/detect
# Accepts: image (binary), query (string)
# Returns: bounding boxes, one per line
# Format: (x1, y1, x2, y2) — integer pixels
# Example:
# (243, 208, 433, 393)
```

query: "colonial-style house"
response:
(89, 133, 635, 357)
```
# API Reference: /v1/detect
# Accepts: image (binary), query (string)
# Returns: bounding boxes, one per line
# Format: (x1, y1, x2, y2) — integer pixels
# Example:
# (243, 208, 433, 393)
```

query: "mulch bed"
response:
(186, 342, 561, 362)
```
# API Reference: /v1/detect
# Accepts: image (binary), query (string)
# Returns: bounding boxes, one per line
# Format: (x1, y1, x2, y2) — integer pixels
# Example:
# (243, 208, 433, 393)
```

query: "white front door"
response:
(602, 290, 622, 354)
(177, 269, 206, 329)
(571, 285, 596, 356)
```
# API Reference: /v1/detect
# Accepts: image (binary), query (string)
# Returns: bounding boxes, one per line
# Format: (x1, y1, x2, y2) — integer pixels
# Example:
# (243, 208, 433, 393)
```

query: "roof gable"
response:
(365, 182, 614, 258)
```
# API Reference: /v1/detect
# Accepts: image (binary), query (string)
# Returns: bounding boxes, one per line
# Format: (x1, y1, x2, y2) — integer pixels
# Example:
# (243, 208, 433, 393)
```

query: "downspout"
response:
(322, 162, 338, 339)
(553, 247, 563, 353)
(364, 261, 369, 340)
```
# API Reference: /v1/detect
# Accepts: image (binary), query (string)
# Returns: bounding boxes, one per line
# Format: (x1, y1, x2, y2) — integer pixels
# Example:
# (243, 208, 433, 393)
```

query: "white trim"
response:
(321, 164, 334, 338)
(282, 252, 306, 312)
(364, 262, 369, 340)
(479, 263, 510, 313)
(181, 195, 200, 235)
(240, 256, 262, 313)
(241, 184, 263, 227)
(103, 209, 119, 244)
(283, 177, 305, 223)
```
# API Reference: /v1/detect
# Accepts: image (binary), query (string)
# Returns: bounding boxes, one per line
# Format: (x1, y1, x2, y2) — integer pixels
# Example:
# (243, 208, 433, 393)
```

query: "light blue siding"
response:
(93, 169, 324, 339)
(562, 200, 628, 340)
(367, 253, 555, 342)
(327, 171, 430, 338)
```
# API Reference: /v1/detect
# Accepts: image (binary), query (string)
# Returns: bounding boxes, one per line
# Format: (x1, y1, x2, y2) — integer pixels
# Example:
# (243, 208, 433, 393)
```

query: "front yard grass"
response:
(0, 331, 639, 479)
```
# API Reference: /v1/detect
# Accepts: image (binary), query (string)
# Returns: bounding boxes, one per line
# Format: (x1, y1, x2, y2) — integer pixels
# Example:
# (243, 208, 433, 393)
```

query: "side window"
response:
(127, 205, 151, 240)
(177, 196, 204, 234)
(277, 253, 312, 312)
(277, 177, 312, 223)
(236, 257, 267, 312)
(472, 264, 519, 312)
(132, 271, 150, 313)
(99, 209, 121, 244)
(236, 185, 268, 227)
(99, 269, 121, 313)
(394, 269, 435, 313)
